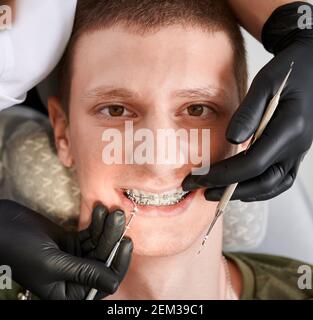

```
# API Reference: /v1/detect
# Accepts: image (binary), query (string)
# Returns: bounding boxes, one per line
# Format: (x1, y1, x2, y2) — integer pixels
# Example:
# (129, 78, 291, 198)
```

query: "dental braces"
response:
(125, 190, 189, 206)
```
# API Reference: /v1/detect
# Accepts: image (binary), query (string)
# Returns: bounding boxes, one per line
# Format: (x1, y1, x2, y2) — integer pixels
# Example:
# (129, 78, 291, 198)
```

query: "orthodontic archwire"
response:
(197, 62, 295, 255)
(85, 198, 138, 300)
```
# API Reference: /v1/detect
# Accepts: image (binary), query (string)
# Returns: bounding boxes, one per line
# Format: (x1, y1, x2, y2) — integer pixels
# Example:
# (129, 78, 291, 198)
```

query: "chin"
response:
(131, 237, 195, 257)
(126, 217, 205, 257)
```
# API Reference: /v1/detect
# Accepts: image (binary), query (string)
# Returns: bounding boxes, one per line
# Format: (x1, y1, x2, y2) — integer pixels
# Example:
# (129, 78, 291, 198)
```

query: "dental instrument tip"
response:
(197, 235, 209, 254)
(197, 208, 224, 255)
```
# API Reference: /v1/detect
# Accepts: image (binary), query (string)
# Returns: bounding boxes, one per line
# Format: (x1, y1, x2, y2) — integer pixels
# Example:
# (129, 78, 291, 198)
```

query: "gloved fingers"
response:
(94, 209, 126, 261)
(52, 251, 119, 295)
(79, 205, 109, 255)
(94, 236, 133, 300)
(226, 56, 295, 145)
(183, 105, 303, 191)
(111, 236, 133, 281)
(90, 205, 109, 243)
(182, 150, 249, 191)
(204, 157, 297, 201)
(54, 282, 88, 301)
(78, 229, 90, 244)
(226, 70, 273, 144)
(241, 172, 294, 202)
(240, 155, 302, 202)
(94, 290, 110, 300)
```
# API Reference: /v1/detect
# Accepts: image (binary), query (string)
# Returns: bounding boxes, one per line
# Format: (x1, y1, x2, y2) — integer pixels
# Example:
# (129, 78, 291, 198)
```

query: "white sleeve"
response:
(0, 0, 77, 111)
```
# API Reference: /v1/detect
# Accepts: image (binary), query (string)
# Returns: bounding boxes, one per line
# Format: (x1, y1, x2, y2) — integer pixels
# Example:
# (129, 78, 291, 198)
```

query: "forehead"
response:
(71, 25, 237, 103)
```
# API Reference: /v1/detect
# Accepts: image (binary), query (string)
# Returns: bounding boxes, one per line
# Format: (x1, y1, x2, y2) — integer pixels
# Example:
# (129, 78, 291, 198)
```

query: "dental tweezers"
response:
(198, 62, 295, 255)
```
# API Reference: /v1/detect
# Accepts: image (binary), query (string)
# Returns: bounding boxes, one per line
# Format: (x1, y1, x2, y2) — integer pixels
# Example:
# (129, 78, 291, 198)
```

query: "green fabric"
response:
(1, 252, 313, 300)
(224, 252, 313, 300)
(0, 281, 23, 300)
(0, 281, 40, 300)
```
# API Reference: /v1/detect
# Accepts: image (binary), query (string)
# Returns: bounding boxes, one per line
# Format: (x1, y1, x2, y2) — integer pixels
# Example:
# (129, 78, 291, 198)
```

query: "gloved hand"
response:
(0, 199, 133, 300)
(183, 1, 313, 202)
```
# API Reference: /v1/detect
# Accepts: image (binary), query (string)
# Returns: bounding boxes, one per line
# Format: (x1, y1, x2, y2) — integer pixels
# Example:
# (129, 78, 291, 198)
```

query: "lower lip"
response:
(117, 189, 197, 218)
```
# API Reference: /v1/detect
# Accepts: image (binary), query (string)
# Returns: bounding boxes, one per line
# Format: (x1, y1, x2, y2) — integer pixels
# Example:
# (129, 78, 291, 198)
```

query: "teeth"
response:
(124, 188, 190, 206)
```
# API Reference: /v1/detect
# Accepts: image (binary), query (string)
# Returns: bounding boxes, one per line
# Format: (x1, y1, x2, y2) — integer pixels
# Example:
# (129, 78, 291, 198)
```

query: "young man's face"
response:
(49, 25, 245, 257)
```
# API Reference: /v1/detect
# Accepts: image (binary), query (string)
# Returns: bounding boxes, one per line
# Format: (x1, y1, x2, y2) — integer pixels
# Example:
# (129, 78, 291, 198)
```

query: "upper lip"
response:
(118, 185, 186, 194)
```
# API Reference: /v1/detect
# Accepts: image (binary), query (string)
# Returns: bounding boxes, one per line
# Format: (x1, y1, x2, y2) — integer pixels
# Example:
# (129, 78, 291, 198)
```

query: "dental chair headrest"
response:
(0, 106, 80, 230)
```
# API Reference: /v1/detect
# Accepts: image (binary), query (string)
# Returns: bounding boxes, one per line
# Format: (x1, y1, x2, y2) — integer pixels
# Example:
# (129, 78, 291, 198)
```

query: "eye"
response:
(182, 104, 215, 118)
(99, 105, 135, 118)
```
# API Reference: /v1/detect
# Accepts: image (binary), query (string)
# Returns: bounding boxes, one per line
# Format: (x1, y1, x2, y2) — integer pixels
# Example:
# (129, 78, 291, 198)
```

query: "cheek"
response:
(209, 120, 237, 164)
(68, 110, 106, 182)
(70, 129, 102, 188)
(66, 114, 135, 228)
(67, 119, 116, 218)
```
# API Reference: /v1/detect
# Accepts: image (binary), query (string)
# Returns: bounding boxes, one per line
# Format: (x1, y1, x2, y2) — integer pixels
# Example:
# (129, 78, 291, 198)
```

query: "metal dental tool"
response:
(197, 62, 295, 255)
(85, 200, 138, 300)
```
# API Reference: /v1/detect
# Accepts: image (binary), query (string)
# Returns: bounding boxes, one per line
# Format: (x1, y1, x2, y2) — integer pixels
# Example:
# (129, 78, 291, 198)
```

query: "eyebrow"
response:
(173, 86, 229, 102)
(81, 86, 138, 101)
(81, 85, 229, 102)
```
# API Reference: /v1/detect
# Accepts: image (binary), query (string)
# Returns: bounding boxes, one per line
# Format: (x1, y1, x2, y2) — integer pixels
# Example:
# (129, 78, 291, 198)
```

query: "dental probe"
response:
(86, 201, 138, 300)
(197, 62, 295, 255)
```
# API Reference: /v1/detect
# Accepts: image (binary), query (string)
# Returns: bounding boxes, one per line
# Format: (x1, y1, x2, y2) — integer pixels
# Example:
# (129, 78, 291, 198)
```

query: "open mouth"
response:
(124, 188, 191, 206)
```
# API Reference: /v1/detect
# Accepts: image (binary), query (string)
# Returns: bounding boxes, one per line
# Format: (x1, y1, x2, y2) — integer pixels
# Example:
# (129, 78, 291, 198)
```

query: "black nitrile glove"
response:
(183, 2, 313, 202)
(0, 200, 133, 300)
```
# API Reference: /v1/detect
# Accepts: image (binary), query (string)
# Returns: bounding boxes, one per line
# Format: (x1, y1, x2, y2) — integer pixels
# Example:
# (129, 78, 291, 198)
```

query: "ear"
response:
(48, 96, 74, 168)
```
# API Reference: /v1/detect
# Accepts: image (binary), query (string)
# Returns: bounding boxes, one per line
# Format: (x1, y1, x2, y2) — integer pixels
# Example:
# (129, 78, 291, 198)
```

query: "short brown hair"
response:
(58, 0, 247, 113)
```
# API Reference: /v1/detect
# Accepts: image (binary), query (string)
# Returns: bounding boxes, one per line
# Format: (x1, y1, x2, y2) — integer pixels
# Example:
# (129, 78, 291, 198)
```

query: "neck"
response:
(106, 219, 233, 300)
